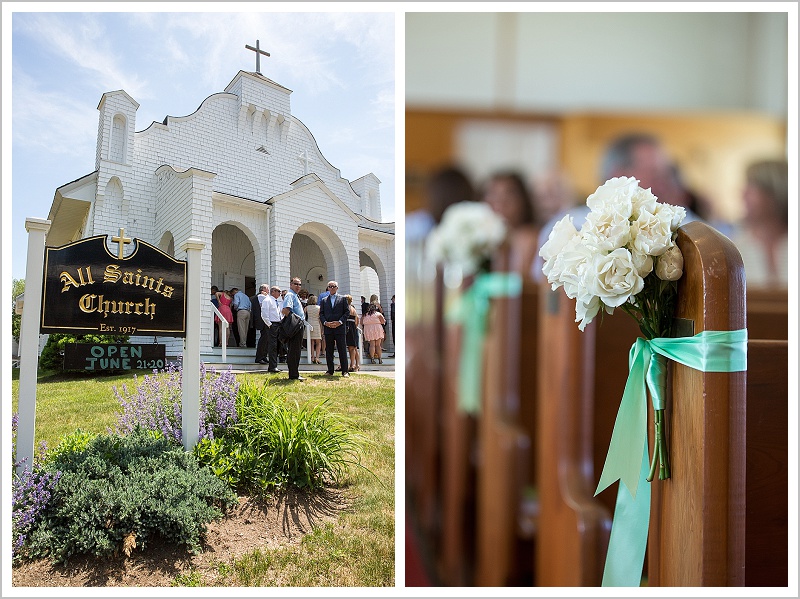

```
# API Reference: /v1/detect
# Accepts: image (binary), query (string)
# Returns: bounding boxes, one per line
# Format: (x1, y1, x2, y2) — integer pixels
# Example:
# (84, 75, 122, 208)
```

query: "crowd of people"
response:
(211, 279, 395, 381)
(411, 132, 788, 292)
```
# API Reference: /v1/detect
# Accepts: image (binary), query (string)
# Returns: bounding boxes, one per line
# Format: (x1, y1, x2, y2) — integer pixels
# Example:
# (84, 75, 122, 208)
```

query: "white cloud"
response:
(12, 72, 97, 156)
(15, 13, 152, 100)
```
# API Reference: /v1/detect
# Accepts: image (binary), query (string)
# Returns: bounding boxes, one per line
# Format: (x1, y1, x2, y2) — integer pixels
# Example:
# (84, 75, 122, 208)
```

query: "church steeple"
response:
(96, 90, 139, 170)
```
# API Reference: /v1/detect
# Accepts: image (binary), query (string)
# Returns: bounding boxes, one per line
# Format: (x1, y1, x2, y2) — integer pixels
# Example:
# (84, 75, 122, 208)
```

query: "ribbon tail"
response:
(602, 444, 651, 586)
(457, 309, 486, 414)
(595, 341, 650, 498)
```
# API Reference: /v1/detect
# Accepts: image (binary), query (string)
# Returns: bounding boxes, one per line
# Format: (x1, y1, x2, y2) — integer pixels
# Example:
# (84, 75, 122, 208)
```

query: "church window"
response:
(110, 114, 127, 163)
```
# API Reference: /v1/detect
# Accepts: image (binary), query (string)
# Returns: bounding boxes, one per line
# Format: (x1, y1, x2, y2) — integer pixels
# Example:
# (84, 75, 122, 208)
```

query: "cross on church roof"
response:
(299, 149, 315, 175)
(245, 39, 270, 74)
(111, 228, 132, 259)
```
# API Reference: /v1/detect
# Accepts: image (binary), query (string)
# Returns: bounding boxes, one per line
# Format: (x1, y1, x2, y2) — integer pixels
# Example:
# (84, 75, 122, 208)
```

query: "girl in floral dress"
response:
(362, 304, 387, 364)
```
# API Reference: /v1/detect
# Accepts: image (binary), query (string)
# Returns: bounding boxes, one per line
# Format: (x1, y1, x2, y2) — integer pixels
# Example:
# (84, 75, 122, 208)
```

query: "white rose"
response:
(575, 295, 601, 332)
(630, 249, 654, 278)
(630, 208, 673, 257)
(585, 176, 637, 218)
(655, 202, 687, 232)
(631, 186, 659, 219)
(655, 243, 684, 281)
(587, 247, 645, 308)
(581, 209, 632, 252)
(540, 214, 579, 282)
(548, 237, 593, 299)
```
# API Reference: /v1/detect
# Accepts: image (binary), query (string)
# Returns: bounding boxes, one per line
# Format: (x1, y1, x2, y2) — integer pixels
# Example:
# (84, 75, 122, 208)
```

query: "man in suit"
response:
(319, 280, 349, 377)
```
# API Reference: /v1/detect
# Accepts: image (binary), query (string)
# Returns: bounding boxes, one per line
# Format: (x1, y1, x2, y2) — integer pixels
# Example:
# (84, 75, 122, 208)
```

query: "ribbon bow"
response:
(446, 272, 522, 414)
(595, 329, 748, 586)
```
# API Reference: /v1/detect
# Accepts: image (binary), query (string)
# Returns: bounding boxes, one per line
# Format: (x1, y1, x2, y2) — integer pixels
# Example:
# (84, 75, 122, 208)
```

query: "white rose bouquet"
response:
(426, 200, 515, 414)
(426, 201, 507, 278)
(540, 176, 686, 480)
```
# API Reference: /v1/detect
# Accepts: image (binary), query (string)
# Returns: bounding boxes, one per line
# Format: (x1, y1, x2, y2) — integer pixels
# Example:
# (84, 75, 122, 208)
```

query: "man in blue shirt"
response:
(230, 288, 252, 348)
(281, 277, 306, 381)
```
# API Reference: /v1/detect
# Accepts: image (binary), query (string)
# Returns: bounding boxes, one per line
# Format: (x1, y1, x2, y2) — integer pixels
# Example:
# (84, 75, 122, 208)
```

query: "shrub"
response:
(24, 426, 237, 564)
(113, 362, 238, 443)
(41, 429, 97, 467)
(195, 380, 368, 492)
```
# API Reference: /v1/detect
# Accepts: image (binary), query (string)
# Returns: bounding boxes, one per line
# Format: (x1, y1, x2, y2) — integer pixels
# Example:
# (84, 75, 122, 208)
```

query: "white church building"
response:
(44, 66, 395, 356)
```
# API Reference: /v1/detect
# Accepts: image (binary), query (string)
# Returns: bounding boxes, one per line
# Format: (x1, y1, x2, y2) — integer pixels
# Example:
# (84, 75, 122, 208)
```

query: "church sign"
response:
(40, 231, 187, 336)
(63, 343, 167, 372)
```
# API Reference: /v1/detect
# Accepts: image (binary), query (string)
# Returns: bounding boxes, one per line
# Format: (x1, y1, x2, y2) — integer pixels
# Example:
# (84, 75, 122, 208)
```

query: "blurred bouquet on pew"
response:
(540, 176, 687, 480)
(427, 201, 507, 281)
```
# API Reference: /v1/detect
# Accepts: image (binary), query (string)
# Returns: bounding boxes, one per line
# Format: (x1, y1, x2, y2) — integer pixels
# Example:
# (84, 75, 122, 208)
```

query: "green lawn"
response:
(11, 366, 395, 587)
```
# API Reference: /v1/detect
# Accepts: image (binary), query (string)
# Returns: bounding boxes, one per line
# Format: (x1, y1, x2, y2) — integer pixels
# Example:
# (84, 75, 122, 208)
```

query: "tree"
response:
(12, 278, 24, 343)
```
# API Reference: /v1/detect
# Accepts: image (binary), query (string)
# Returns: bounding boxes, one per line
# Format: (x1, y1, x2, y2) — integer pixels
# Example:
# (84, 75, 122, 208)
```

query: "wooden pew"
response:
(436, 281, 478, 586)
(404, 243, 445, 584)
(647, 220, 747, 585)
(745, 339, 788, 587)
(746, 287, 788, 340)
(474, 250, 538, 586)
(535, 284, 614, 586)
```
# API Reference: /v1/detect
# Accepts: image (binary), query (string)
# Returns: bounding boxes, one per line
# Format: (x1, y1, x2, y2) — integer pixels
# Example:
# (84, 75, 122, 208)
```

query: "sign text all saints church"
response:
(40, 230, 187, 336)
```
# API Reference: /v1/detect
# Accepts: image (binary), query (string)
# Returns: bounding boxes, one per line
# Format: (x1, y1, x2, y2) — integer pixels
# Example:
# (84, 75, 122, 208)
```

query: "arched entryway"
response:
(211, 223, 257, 296)
(290, 223, 352, 298)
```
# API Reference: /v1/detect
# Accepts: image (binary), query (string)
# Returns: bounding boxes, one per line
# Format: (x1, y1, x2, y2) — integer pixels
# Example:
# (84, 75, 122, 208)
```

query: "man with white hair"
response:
(319, 280, 350, 377)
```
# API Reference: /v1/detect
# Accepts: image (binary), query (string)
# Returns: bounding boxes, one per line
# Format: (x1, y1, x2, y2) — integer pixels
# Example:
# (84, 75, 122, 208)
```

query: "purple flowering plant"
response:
(113, 362, 239, 444)
(11, 413, 61, 562)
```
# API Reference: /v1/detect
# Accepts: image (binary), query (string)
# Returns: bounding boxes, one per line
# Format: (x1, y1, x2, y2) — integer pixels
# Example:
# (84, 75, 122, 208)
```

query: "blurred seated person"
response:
(728, 159, 788, 288)
(481, 170, 539, 276)
(532, 169, 579, 230)
(406, 166, 475, 243)
(532, 132, 699, 282)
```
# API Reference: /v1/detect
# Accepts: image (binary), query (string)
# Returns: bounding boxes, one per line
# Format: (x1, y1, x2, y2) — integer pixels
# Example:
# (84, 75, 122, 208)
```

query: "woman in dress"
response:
(214, 289, 234, 347)
(344, 295, 360, 372)
(481, 170, 539, 276)
(304, 295, 322, 364)
(367, 294, 385, 355)
(362, 303, 387, 364)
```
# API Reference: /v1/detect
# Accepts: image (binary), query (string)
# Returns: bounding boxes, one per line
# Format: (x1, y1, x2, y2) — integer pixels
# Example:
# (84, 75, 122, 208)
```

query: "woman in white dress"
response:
(304, 295, 323, 364)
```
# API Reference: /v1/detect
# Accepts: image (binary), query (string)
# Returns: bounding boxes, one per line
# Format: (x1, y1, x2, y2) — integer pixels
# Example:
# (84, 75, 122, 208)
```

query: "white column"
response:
(17, 218, 51, 474)
(180, 238, 204, 451)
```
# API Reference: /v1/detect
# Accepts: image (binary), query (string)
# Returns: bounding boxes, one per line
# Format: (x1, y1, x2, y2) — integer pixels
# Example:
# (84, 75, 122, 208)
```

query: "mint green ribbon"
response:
(595, 329, 748, 587)
(445, 272, 522, 414)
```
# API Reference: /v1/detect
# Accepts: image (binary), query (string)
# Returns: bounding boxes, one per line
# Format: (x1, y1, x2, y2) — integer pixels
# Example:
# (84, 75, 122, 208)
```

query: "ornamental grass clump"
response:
(194, 380, 368, 492)
(113, 362, 238, 443)
(23, 426, 237, 564)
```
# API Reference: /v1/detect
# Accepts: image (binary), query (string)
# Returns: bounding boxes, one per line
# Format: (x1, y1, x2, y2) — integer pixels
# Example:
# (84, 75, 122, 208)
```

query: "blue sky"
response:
(4, 7, 397, 281)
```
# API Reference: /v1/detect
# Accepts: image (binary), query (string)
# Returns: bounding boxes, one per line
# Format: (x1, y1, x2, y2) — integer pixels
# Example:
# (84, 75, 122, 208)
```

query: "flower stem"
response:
(647, 409, 671, 481)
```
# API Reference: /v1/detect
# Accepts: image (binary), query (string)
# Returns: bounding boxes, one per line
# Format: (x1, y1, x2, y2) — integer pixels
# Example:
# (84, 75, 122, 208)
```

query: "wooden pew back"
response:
(437, 310, 477, 586)
(535, 285, 613, 586)
(745, 339, 788, 587)
(746, 287, 788, 341)
(475, 275, 538, 586)
(404, 243, 445, 584)
(648, 220, 747, 586)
